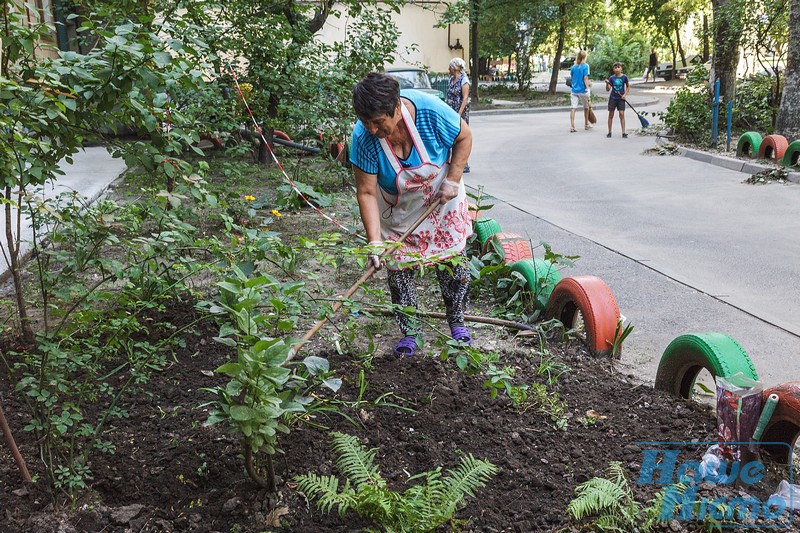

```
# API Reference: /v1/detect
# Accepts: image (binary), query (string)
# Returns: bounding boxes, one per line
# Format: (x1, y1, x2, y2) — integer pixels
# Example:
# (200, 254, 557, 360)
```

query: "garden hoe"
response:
(288, 201, 440, 360)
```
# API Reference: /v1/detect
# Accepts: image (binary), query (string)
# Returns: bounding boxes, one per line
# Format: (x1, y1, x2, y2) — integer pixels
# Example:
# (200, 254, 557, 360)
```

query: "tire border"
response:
(759, 382, 800, 463)
(509, 258, 563, 310)
(543, 275, 621, 357)
(654, 332, 759, 399)
(782, 140, 800, 168)
(736, 132, 763, 158)
(483, 233, 533, 263)
(474, 217, 502, 245)
(757, 134, 789, 162)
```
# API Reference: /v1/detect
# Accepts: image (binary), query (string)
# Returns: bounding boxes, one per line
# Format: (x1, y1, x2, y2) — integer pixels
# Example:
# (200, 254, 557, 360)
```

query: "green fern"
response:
(294, 432, 497, 532)
(567, 461, 645, 531)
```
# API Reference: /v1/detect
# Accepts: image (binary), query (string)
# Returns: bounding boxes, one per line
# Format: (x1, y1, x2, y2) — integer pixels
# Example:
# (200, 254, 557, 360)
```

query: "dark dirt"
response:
(3, 295, 798, 532)
(1, 155, 799, 532)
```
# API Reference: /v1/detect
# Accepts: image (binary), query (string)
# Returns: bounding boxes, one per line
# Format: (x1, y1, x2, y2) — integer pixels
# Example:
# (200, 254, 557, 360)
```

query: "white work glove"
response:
(438, 179, 460, 204)
(367, 241, 383, 270)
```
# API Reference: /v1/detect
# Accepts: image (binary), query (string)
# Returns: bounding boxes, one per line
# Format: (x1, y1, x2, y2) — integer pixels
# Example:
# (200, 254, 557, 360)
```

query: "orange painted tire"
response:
(274, 130, 292, 141)
(543, 276, 621, 357)
(483, 232, 532, 263)
(467, 204, 484, 223)
(758, 382, 800, 463)
(757, 134, 789, 162)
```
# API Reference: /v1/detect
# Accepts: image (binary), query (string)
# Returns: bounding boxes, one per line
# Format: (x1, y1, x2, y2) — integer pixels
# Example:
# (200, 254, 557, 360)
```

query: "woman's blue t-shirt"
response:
(570, 63, 590, 93)
(349, 90, 462, 194)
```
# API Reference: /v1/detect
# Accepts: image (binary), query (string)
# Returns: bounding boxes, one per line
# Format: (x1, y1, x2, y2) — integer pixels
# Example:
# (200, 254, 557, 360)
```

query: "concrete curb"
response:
(472, 97, 660, 117)
(655, 137, 800, 183)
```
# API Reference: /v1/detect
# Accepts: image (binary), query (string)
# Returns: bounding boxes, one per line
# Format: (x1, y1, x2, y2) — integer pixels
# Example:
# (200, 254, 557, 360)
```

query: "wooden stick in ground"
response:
(289, 202, 440, 360)
(363, 307, 538, 332)
(0, 401, 31, 483)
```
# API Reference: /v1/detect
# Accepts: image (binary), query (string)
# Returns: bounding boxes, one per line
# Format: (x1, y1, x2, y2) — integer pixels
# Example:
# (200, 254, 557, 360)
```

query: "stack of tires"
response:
(736, 131, 800, 168)
(470, 210, 624, 357)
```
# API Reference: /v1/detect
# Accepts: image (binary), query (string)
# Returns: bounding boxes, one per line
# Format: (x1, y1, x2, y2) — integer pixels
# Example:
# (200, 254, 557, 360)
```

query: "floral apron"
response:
(377, 102, 472, 270)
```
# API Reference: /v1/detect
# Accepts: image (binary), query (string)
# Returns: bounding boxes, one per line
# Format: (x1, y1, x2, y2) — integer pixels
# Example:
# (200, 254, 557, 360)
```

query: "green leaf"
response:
(303, 356, 329, 375)
(230, 405, 256, 421)
(215, 362, 241, 376)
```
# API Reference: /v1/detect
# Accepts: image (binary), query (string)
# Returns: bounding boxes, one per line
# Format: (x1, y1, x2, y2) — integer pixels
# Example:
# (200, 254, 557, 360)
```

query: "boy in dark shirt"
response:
(605, 62, 630, 138)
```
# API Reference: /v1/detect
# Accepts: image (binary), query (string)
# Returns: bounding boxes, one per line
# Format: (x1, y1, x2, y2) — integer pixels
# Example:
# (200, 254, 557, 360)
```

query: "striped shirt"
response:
(350, 89, 462, 194)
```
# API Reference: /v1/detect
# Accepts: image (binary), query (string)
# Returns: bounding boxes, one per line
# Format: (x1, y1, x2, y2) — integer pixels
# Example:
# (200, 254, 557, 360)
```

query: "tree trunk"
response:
(675, 24, 686, 66)
(711, 0, 744, 105)
(3, 187, 34, 344)
(548, 3, 567, 95)
(776, 0, 800, 139)
(702, 14, 710, 61)
(469, 0, 480, 103)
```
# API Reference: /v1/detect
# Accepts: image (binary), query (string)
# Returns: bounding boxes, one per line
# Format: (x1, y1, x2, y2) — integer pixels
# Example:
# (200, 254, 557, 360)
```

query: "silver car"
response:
(384, 68, 445, 100)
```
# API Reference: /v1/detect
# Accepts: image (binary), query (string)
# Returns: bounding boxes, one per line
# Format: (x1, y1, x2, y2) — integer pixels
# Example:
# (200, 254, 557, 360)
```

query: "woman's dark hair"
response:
(353, 72, 400, 121)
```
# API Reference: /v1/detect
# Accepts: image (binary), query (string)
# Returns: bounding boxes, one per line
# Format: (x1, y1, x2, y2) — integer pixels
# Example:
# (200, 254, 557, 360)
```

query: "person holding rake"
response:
(605, 62, 630, 138)
(349, 72, 474, 357)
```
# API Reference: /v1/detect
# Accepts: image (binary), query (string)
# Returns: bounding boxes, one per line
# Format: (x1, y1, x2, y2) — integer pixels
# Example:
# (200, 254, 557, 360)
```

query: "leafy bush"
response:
(734, 74, 775, 133)
(660, 68, 712, 142)
(588, 29, 649, 81)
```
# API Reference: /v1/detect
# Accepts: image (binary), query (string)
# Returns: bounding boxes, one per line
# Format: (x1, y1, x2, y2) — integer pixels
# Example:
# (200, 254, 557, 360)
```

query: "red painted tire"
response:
(274, 130, 292, 141)
(543, 276, 621, 357)
(782, 140, 800, 168)
(483, 232, 532, 263)
(757, 134, 789, 162)
(758, 382, 800, 463)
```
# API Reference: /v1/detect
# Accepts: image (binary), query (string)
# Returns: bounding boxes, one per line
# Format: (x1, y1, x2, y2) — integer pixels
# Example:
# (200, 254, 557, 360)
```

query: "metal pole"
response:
(726, 101, 733, 152)
(711, 78, 720, 143)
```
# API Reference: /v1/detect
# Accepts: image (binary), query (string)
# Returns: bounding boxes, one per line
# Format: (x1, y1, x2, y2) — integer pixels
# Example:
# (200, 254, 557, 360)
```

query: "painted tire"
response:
(735, 132, 762, 158)
(274, 130, 292, 141)
(654, 333, 759, 399)
(782, 140, 800, 168)
(474, 217, 502, 245)
(759, 382, 800, 462)
(509, 258, 563, 309)
(543, 275, 620, 357)
(467, 204, 484, 223)
(484, 233, 532, 264)
(757, 134, 789, 162)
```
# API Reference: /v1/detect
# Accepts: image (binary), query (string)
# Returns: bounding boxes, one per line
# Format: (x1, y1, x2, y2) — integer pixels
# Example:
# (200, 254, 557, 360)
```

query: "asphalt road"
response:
(467, 82, 800, 388)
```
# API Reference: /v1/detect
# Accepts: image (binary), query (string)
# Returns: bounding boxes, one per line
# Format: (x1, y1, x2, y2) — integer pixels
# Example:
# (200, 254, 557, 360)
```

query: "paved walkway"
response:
(0, 147, 127, 282)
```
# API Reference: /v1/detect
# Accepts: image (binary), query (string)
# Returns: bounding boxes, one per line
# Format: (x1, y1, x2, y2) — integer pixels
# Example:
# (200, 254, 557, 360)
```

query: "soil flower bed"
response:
(1, 152, 798, 533)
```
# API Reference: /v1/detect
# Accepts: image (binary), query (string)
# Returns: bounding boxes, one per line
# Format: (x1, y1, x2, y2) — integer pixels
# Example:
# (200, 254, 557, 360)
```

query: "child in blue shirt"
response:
(605, 62, 630, 138)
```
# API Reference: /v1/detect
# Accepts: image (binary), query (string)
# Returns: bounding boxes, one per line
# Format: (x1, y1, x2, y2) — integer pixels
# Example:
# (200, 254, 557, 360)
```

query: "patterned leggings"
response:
(386, 251, 470, 336)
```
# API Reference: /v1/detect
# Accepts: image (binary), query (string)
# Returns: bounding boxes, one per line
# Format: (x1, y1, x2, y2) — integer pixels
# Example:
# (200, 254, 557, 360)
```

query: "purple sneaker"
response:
(394, 336, 419, 357)
(450, 326, 473, 345)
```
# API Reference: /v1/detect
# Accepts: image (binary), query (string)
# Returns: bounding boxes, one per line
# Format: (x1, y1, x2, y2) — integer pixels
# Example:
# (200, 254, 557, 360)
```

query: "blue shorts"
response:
(608, 98, 626, 112)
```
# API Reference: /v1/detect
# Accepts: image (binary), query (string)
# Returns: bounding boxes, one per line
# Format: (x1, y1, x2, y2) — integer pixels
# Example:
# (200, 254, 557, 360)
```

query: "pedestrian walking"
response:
(446, 57, 471, 173)
(569, 50, 591, 132)
(645, 48, 658, 82)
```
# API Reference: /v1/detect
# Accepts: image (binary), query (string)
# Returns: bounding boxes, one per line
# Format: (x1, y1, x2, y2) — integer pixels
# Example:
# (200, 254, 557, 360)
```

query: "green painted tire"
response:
(474, 217, 502, 245)
(736, 132, 762, 158)
(508, 258, 562, 310)
(654, 333, 759, 399)
(782, 140, 800, 168)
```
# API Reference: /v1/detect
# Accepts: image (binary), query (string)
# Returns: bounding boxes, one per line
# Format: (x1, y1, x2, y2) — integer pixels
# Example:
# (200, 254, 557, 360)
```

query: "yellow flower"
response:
(244, 195, 255, 201)
(272, 209, 282, 217)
